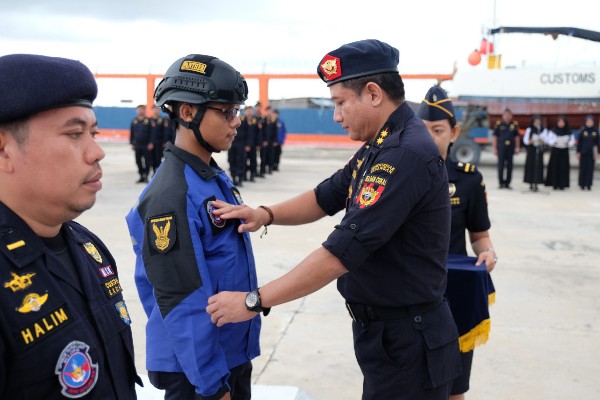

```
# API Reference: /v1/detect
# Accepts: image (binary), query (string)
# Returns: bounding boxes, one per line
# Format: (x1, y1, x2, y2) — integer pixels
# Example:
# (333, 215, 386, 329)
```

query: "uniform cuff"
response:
(323, 226, 368, 271)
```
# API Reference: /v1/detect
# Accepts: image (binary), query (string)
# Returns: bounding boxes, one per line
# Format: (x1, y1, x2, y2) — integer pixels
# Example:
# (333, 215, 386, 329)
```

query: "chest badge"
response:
(449, 183, 457, 197)
(83, 242, 103, 264)
(4, 271, 36, 292)
(55, 341, 99, 398)
(17, 292, 49, 313)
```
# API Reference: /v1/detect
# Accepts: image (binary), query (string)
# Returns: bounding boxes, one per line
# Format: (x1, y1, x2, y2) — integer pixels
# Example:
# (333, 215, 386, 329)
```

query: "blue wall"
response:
(94, 106, 346, 135)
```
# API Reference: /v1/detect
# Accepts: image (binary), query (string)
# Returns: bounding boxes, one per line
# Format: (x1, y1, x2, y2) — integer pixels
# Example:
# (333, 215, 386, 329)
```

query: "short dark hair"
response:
(341, 72, 405, 101)
(0, 118, 29, 145)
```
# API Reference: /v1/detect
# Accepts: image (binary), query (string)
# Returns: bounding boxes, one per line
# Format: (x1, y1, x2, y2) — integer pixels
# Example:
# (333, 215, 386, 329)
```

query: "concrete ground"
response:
(78, 142, 600, 400)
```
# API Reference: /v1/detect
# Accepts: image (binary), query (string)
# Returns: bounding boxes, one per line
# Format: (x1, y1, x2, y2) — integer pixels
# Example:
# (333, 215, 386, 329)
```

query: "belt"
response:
(345, 299, 442, 325)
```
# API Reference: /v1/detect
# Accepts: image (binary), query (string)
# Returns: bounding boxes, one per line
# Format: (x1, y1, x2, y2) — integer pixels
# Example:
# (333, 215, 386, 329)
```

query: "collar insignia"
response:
(83, 243, 103, 264)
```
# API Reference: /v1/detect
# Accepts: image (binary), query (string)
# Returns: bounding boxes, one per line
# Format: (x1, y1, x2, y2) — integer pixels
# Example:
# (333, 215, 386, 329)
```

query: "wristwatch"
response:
(245, 288, 271, 316)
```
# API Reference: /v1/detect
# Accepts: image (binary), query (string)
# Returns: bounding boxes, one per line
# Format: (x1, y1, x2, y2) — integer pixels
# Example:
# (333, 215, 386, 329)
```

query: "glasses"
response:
(204, 105, 241, 122)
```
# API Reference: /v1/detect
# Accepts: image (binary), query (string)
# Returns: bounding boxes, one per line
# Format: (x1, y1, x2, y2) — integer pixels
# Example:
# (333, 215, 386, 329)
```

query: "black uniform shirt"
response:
(576, 126, 600, 155)
(130, 116, 151, 148)
(315, 102, 450, 307)
(493, 120, 519, 147)
(0, 202, 140, 399)
(447, 161, 491, 255)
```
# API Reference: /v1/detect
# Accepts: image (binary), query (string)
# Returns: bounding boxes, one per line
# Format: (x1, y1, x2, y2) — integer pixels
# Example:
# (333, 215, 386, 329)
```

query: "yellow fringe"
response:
(458, 318, 491, 353)
(488, 291, 496, 306)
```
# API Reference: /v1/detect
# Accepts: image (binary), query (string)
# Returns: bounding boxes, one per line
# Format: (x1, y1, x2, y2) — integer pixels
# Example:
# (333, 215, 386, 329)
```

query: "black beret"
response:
(416, 86, 456, 121)
(0, 54, 97, 123)
(317, 39, 399, 86)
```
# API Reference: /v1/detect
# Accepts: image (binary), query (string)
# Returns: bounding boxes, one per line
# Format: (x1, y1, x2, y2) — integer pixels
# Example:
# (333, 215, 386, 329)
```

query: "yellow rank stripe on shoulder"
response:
(7, 240, 25, 250)
(462, 163, 476, 173)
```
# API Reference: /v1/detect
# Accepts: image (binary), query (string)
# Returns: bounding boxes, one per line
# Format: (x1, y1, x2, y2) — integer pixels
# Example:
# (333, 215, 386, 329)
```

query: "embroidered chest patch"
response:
(55, 341, 99, 398)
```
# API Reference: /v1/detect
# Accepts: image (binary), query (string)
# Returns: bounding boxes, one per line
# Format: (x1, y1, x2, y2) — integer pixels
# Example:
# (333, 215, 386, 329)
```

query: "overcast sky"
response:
(2, 0, 599, 104)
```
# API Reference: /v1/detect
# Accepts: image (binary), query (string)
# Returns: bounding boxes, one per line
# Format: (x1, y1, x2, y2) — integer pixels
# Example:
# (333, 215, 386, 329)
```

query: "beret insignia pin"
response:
(320, 55, 342, 81)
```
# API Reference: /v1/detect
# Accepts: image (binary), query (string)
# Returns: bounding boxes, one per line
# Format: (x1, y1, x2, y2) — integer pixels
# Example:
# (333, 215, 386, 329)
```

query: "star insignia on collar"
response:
(377, 137, 384, 145)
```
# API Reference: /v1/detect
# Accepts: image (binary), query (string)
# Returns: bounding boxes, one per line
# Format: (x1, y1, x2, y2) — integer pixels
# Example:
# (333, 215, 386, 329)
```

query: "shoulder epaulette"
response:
(456, 162, 477, 173)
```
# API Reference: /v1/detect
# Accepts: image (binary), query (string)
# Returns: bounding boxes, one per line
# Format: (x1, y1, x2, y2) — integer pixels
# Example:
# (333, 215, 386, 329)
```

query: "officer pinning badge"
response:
(115, 300, 131, 325)
(55, 341, 98, 398)
(4, 271, 36, 292)
(231, 188, 244, 205)
(17, 292, 48, 313)
(356, 181, 385, 208)
(147, 214, 177, 254)
(83, 242, 102, 264)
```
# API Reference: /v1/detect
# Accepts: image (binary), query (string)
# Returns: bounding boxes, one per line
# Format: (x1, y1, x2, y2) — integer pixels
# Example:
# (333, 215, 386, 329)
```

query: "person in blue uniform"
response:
(125, 54, 261, 400)
(272, 109, 287, 171)
(206, 39, 461, 400)
(0, 54, 140, 399)
(492, 109, 520, 189)
(576, 115, 599, 190)
(545, 116, 574, 190)
(418, 86, 498, 400)
(130, 105, 152, 183)
(523, 115, 548, 191)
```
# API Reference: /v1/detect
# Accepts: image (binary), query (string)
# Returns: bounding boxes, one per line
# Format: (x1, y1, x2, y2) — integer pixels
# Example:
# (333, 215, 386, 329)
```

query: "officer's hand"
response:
(475, 249, 497, 273)
(206, 291, 256, 327)
(211, 200, 266, 233)
(148, 143, 154, 151)
(220, 392, 231, 400)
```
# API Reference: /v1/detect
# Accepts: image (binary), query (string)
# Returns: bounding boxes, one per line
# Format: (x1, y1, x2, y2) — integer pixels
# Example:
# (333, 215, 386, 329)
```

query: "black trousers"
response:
(351, 301, 460, 400)
(497, 145, 514, 186)
(148, 361, 252, 400)
(135, 147, 151, 178)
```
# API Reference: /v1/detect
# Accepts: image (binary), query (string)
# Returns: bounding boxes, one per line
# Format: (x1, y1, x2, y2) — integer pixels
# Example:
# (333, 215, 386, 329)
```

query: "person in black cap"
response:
(125, 54, 261, 400)
(576, 114, 599, 190)
(492, 109, 520, 189)
(206, 39, 461, 399)
(418, 85, 497, 400)
(0, 54, 141, 398)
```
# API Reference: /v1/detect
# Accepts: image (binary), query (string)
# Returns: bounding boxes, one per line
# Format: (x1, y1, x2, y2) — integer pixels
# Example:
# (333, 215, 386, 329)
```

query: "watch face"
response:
(245, 291, 259, 308)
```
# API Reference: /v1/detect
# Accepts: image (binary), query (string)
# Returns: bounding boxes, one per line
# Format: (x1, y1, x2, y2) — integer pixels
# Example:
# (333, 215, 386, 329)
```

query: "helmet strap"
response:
(175, 106, 219, 153)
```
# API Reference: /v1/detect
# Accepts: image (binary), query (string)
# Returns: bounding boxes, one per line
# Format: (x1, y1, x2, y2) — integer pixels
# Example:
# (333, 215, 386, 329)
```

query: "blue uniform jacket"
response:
(126, 143, 260, 399)
(0, 203, 140, 399)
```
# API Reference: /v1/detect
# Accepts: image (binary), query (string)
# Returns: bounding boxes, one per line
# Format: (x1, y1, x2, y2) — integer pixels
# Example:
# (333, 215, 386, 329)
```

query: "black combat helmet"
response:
(154, 54, 248, 152)
(154, 54, 247, 107)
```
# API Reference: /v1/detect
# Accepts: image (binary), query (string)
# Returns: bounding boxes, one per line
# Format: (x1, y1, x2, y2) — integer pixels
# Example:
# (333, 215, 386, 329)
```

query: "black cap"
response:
(0, 54, 97, 123)
(317, 39, 399, 87)
(416, 86, 455, 121)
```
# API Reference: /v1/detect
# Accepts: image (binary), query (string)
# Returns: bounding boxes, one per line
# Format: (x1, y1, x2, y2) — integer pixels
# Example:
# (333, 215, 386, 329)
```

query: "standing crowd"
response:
(227, 102, 287, 187)
(493, 109, 598, 191)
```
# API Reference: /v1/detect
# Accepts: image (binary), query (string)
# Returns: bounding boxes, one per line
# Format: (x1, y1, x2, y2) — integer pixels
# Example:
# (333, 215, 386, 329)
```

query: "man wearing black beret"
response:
(0, 54, 141, 399)
(207, 39, 461, 399)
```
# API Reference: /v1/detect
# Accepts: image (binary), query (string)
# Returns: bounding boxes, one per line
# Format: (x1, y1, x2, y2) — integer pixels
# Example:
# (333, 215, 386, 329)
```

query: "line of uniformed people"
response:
(129, 105, 176, 183)
(228, 102, 287, 186)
